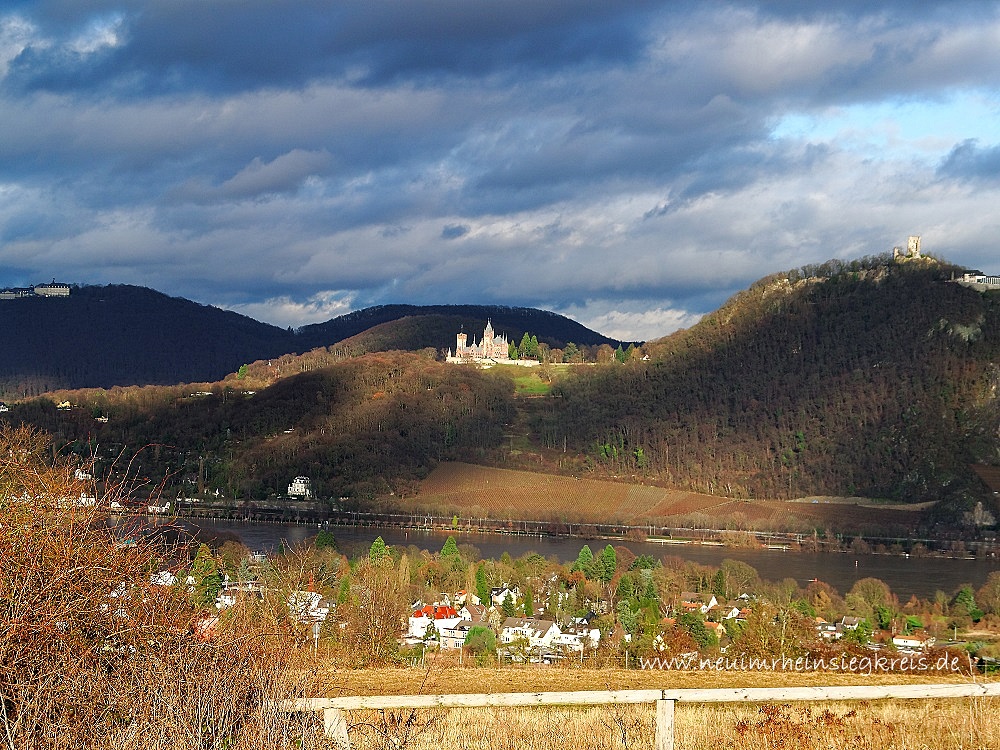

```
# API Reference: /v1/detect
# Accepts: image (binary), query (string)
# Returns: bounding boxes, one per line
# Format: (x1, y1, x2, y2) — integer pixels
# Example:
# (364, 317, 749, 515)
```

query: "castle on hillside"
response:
(892, 236, 922, 260)
(445, 321, 540, 367)
(448, 320, 510, 362)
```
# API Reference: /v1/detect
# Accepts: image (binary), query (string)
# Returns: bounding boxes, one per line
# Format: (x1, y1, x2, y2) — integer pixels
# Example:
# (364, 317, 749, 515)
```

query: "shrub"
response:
(0, 425, 301, 750)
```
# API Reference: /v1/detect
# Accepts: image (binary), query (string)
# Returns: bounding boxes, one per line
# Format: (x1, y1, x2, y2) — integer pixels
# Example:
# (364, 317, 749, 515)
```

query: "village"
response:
(151, 529, 993, 673)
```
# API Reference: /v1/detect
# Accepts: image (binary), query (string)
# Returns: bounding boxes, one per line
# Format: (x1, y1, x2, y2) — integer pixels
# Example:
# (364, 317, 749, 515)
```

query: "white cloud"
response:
(3, 2, 1000, 345)
(576, 306, 704, 342)
(223, 290, 358, 329)
(0, 14, 41, 78)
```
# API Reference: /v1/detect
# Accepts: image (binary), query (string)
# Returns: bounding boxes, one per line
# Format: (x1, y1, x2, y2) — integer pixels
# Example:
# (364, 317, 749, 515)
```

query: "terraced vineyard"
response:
(398, 462, 924, 533)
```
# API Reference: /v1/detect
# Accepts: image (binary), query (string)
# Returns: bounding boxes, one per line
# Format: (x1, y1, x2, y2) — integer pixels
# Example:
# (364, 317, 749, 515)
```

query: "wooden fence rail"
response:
(280, 682, 1000, 750)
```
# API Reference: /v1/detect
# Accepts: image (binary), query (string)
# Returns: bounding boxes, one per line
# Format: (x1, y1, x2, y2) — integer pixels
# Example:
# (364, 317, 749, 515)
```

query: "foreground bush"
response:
(0, 425, 315, 750)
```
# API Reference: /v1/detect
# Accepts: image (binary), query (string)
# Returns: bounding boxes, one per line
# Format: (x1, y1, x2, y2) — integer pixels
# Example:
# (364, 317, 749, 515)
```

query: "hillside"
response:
(525, 256, 1000, 529)
(10, 351, 517, 505)
(295, 304, 624, 352)
(0, 285, 295, 398)
(4, 254, 999, 534)
(0, 287, 615, 398)
(398, 462, 925, 536)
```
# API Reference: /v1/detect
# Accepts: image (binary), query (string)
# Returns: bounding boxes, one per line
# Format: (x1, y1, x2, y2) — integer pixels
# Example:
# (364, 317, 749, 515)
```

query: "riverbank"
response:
(170, 519, 1000, 600)
(157, 505, 995, 559)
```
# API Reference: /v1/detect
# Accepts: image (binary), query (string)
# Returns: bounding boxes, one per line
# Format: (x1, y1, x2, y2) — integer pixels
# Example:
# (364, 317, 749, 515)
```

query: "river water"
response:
(181, 519, 1000, 601)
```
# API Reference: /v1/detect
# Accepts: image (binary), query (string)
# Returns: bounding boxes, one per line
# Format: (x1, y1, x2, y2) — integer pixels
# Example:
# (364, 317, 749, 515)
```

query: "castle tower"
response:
(483, 320, 495, 358)
(907, 235, 921, 257)
(456, 332, 467, 356)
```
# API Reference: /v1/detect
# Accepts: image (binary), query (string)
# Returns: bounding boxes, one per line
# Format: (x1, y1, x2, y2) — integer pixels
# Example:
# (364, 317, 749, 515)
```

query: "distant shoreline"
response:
(132, 507, 994, 558)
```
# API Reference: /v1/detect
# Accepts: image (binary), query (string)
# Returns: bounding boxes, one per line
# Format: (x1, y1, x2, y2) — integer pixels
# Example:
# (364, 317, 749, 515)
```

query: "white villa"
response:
(287, 476, 313, 498)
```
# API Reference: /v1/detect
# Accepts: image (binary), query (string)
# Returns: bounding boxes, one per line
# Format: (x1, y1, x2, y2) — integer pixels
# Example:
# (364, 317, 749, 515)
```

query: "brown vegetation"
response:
(527, 260, 1000, 526)
(0, 425, 321, 750)
(395, 462, 923, 534)
(307, 665, 1000, 750)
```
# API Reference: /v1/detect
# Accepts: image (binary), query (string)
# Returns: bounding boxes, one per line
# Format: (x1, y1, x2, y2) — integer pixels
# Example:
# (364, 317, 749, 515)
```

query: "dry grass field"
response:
(302, 663, 1000, 749)
(400, 462, 923, 533)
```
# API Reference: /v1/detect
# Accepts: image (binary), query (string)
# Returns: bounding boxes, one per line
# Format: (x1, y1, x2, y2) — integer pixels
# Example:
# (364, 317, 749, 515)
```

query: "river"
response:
(180, 519, 1000, 601)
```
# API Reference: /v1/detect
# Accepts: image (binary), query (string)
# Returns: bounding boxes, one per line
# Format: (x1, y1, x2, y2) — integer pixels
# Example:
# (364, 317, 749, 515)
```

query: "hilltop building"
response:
(955, 271, 1000, 290)
(34, 281, 71, 297)
(892, 236, 922, 260)
(449, 320, 510, 361)
(0, 281, 71, 299)
(446, 320, 541, 366)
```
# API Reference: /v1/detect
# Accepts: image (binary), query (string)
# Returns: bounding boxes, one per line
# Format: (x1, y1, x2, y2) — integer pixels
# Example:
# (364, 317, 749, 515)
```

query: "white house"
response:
(287, 476, 313, 498)
(499, 617, 561, 653)
(491, 586, 520, 608)
(407, 602, 460, 641)
(551, 626, 600, 653)
(678, 592, 717, 615)
(287, 590, 330, 623)
(438, 619, 474, 649)
(150, 570, 177, 586)
(892, 632, 934, 651)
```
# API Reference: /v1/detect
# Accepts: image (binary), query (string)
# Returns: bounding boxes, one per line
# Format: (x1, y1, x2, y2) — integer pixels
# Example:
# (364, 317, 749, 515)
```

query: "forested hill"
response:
(528, 256, 1000, 525)
(0, 285, 294, 398)
(6, 255, 1000, 532)
(295, 304, 623, 351)
(0, 286, 616, 398)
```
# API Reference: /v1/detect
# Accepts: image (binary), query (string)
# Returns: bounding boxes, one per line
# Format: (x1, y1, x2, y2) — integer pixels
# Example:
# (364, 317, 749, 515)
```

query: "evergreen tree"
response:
(523, 587, 534, 617)
(236, 556, 254, 585)
(475, 563, 490, 605)
(441, 535, 459, 558)
(678, 612, 715, 649)
(369, 536, 388, 564)
(190, 543, 223, 608)
(617, 600, 638, 635)
(518, 333, 532, 358)
(598, 544, 617, 583)
(314, 529, 337, 550)
(712, 569, 727, 599)
(616, 576, 636, 605)
(502, 592, 516, 617)
(572, 545, 593, 575)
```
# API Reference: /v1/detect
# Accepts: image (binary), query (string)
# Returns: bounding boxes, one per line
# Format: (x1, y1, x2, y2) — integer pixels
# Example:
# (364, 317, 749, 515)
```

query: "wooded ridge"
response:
(0, 286, 618, 398)
(3, 254, 999, 534)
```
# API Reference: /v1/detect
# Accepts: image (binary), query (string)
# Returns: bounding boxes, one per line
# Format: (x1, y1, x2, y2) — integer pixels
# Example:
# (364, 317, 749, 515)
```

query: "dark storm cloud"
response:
(938, 140, 1000, 184)
(441, 224, 469, 240)
(2, 1, 1000, 340)
(5, 0, 660, 96)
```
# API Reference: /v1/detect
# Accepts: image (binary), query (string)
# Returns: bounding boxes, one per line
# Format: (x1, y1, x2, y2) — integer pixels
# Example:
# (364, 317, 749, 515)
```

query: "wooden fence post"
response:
(324, 708, 350, 749)
(654, 698, 674, 750)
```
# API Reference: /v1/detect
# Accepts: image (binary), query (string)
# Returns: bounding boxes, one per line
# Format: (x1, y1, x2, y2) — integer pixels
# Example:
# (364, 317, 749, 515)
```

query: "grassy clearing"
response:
(490, 365, 554, 396)
(342, 700, 1000, 750)
(311, 662, 985, 696)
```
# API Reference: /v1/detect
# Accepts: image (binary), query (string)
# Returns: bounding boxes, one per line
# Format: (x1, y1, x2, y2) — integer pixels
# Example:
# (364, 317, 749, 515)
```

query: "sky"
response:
(2, 1, 1000, 341)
